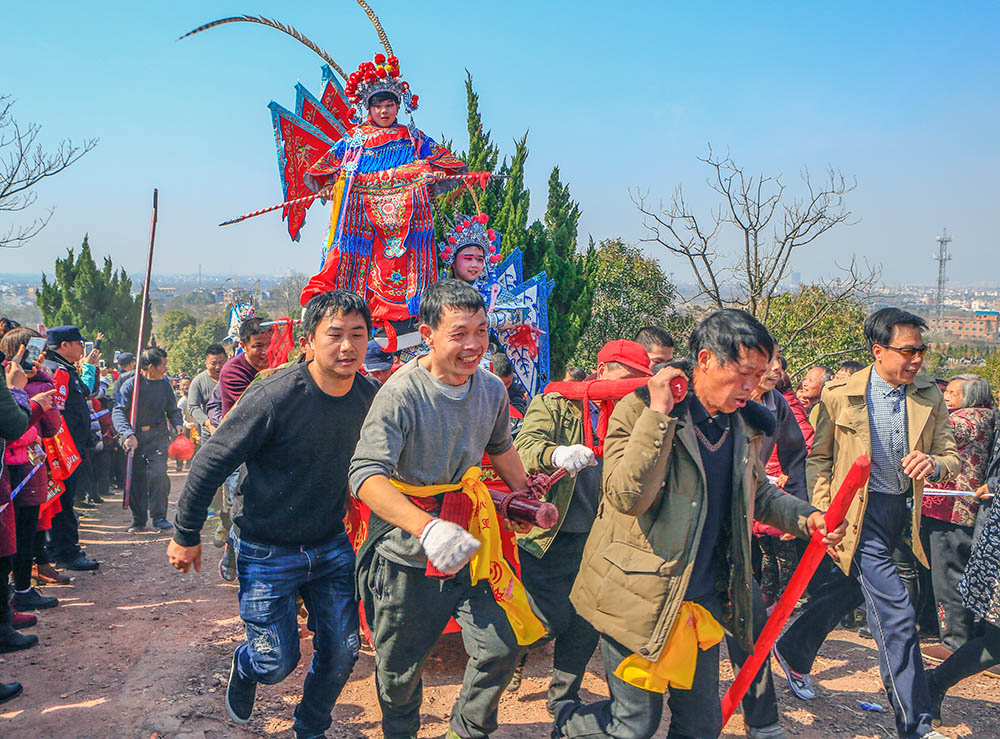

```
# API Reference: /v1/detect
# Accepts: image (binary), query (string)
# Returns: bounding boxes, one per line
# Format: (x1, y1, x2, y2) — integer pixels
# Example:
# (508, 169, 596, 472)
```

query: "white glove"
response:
(419, 518, 481, 575)
(551, 444, 598, 475)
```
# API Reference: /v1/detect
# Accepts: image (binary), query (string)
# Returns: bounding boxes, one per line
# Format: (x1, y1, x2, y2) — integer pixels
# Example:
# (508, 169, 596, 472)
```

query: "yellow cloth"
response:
(614, 601, 724, 692)
(323, 175, 347, 253)
(391, 467, 546, 646)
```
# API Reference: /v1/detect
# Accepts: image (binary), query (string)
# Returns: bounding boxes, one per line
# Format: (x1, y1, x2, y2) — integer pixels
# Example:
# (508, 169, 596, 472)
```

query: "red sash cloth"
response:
(543, 378, 651, 456)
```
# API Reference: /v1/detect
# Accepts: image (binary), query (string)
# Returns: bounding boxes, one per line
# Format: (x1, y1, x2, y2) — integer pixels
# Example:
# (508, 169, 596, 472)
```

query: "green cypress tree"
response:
(37, 235, 146, 354)
(437, 75, 532, 257)
(493, 132, 530, 255)
(431, 78, 591, 376)
(533, 167, 593, 377)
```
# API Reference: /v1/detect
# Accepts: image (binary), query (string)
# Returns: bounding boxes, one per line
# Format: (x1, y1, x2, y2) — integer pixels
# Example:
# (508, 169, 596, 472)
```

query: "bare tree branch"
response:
(0, 95, 97, 248)
(779, 257, 881, 347)
(631, 186, 728, 309)
(634, 145, 871, 344)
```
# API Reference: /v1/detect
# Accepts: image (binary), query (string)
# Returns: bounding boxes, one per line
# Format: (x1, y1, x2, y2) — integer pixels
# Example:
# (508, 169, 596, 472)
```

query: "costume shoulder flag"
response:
(268, 67, 355, 241)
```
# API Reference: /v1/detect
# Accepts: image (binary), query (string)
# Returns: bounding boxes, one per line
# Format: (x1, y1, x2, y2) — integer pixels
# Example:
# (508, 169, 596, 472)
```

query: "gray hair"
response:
(950, 374, 995, 409)
(814, 365, 834, 384)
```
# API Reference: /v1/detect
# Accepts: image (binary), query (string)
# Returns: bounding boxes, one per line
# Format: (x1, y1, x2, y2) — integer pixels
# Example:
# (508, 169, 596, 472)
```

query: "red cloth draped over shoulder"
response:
(543, 377, 652, 456)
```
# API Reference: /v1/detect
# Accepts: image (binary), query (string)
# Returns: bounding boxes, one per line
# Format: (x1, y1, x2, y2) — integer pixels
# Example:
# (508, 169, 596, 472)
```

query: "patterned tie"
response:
(889, 386, 908, 492)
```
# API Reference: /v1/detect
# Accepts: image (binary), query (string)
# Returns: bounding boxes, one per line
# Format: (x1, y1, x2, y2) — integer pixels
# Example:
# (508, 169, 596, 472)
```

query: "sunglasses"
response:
(881, 344, 929, 358)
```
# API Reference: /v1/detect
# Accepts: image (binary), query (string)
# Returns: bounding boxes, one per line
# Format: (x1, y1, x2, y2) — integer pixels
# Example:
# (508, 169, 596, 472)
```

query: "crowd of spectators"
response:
(3, 308, 1000, 732)
(0, 317, 250, 702)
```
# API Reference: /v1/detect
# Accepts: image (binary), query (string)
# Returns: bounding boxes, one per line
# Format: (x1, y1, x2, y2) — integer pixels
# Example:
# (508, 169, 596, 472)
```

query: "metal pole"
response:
(124, 189, 158, 509)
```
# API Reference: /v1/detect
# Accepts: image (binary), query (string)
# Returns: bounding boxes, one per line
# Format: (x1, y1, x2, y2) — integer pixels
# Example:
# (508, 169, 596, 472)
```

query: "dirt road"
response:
(0, 472, 995, 738)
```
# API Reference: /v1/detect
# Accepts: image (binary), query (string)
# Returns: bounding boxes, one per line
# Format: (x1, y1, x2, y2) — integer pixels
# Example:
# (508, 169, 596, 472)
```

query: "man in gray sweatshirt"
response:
(350, 279, 535, 739)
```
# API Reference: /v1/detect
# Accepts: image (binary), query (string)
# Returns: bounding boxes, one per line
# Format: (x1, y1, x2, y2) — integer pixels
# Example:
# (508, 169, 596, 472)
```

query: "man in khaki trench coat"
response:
(775, 307, 958, 739)
(555, 310, 844, 739)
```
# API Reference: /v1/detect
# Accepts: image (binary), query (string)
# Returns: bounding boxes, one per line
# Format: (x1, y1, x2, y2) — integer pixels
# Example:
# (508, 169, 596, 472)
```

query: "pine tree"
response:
(36, 235, 146, 355)
(437, 75, 531, 257)
(531, 167, 593, 377)
(493, 132, 530, 255)
(571, 238, 684, 368)
(433, 78, 591, 376)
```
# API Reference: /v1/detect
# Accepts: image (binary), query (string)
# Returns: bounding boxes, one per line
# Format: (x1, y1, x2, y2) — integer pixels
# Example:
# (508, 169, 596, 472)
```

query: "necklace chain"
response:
(693, 423, 729, 453)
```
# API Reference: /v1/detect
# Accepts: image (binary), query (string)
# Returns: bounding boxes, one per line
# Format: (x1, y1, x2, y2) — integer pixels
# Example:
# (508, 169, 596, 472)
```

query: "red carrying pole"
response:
(720, 455, 871, 726)
(124, 189, 158, 509)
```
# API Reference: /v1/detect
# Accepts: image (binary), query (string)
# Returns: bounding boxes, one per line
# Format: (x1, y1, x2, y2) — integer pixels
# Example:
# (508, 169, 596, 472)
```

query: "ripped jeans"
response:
(235, 531, 360, 737)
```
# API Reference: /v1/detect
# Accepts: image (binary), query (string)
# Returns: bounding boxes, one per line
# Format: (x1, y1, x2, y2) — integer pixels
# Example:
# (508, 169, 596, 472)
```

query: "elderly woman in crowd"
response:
(750, 347, 810, 607)
(928, 475, 1000, 726)
(921, 373, 996, 654)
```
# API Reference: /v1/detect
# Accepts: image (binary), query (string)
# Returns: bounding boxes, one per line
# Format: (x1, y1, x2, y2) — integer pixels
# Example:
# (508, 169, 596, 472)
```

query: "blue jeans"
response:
(234, 531, 360, 737)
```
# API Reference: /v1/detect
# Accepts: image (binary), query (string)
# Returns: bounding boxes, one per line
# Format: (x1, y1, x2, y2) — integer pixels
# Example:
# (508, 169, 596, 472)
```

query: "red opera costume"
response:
(301, 122, 466, 322)
(179, 14, 466, 344)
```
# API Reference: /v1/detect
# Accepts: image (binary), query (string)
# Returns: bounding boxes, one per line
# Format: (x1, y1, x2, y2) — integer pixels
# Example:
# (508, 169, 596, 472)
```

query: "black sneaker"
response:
(226, 652, 256, 724)
(12, 587, 58, 611)
(0, 624, 38, 654)
(56, 554, 99, 571)
(0, 681, 22, 705)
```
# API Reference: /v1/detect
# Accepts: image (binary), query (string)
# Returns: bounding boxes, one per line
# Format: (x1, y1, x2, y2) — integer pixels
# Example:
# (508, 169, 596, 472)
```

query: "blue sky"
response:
(3, 1, 998, 287)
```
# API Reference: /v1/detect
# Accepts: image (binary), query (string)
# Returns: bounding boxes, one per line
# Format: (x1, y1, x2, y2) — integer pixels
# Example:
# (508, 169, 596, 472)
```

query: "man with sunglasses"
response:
(774, 308, 958, 739)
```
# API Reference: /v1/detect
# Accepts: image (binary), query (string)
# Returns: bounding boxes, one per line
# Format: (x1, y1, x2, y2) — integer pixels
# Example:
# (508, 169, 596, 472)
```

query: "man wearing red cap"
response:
(510, 340, 652, 714)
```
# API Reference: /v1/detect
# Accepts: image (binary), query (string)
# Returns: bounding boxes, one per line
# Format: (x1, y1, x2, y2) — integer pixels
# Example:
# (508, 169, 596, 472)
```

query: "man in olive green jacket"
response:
(556, 310, 843, 739)
(775, 308, 958, 739)
(513, 339, 652, 715)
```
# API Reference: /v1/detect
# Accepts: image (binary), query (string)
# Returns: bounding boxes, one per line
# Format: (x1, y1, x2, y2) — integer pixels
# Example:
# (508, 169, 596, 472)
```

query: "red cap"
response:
(597, 339, 652, 376)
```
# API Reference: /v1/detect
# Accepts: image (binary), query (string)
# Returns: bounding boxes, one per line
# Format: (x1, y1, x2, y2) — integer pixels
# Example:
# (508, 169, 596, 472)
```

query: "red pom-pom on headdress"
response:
(346, 53, 420, 118)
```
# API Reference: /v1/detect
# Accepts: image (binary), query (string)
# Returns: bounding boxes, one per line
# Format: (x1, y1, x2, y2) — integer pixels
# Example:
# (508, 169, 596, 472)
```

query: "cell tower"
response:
(934, 228, 952, 320)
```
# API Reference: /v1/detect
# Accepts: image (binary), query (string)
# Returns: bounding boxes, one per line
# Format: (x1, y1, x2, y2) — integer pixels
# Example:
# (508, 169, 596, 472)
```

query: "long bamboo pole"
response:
(123, 189, 158, 509)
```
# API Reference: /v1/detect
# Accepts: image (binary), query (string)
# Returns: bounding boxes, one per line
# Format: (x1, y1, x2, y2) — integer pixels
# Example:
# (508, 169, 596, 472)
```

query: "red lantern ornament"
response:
(374, 53, 386, 64)
(388, 55, 398, 65)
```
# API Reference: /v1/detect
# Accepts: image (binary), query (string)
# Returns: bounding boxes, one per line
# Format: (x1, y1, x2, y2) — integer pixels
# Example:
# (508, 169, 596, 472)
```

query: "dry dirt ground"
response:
(0, 471, 997, 738)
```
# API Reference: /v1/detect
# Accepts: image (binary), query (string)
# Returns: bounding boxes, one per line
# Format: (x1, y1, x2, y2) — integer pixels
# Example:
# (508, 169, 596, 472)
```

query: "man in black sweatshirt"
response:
(113, 347, 183, 533)
(167, 290, 377, 738)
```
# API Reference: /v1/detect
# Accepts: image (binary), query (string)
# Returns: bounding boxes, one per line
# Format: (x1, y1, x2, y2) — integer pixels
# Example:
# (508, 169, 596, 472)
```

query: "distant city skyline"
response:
(3, 1, 998, 285)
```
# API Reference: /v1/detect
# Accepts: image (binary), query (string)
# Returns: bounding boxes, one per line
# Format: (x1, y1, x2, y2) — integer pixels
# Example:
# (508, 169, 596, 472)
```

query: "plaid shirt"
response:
(866, 369, 910, 494)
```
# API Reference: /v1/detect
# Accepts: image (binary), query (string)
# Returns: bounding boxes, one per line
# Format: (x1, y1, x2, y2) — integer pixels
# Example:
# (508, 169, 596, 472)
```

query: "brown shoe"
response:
(33, 563, 71, 585)
(921, 643, 954, 664)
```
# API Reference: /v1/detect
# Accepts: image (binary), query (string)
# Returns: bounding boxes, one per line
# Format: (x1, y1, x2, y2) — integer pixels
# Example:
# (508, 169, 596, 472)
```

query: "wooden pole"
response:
(124, 189, 158, 509)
